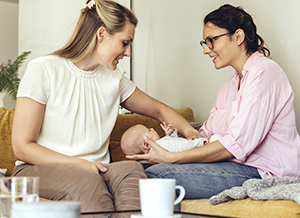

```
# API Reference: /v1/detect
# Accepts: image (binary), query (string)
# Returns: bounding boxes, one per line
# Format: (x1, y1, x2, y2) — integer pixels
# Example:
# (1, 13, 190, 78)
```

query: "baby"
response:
(120, 121, 223, 155)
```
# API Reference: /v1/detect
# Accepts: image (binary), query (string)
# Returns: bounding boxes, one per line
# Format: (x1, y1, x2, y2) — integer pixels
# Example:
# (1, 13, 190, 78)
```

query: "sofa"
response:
(1, 107, 299, 217)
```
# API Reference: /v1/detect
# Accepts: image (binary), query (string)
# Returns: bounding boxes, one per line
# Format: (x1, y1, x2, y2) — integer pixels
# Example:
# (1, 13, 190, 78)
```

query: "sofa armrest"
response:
(0, 107, 16, 176)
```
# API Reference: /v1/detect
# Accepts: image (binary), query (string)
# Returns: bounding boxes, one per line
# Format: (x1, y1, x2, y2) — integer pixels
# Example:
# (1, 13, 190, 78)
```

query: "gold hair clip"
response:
(87, 0, 95, 9)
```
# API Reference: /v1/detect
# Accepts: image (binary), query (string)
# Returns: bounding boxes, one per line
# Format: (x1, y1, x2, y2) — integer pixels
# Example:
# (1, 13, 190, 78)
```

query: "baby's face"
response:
(141, 126, 160, 141)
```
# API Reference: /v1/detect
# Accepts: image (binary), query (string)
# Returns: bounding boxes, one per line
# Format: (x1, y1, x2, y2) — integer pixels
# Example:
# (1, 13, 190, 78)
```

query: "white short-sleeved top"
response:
(17, 55, 135, 164)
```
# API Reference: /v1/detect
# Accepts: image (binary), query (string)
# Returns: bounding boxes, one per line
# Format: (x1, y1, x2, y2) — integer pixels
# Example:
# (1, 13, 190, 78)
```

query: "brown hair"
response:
(52, 0, 138, 62)
(204, 4, 270, 57)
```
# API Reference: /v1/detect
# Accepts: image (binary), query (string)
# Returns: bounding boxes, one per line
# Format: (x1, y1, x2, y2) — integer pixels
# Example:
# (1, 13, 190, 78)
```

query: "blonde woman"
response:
(11, 0, 202, 212)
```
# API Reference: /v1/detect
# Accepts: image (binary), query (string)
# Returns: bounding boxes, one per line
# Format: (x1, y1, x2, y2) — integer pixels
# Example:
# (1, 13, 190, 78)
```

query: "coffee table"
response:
(81, 210, 233, 217)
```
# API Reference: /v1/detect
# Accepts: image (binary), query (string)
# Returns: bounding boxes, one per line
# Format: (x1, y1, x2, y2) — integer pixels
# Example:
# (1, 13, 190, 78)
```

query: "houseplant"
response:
(0, 51, 31, 102)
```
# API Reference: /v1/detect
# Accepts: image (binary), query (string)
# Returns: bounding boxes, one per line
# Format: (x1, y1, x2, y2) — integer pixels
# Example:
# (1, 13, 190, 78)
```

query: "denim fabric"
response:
(146, 161, 261, 200)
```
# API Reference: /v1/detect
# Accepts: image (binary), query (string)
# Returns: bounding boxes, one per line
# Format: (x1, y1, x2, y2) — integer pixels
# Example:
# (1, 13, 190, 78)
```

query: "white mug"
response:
(139, 178, 185, 217)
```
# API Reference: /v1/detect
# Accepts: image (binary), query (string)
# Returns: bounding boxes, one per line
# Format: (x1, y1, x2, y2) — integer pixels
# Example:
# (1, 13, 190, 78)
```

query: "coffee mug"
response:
(139, 178, 185, 217)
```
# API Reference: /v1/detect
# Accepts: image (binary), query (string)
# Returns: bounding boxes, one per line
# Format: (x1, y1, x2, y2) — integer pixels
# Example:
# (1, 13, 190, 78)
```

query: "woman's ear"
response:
(97, 27, 107, 42)
(234, 29, 245, 46)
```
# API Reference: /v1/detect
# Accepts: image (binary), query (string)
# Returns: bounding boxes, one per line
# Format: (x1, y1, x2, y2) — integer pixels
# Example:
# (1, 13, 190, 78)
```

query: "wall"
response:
(18, 0, 84, 70)
(0, 0, 18, 107)
(132, 0, 300, 132)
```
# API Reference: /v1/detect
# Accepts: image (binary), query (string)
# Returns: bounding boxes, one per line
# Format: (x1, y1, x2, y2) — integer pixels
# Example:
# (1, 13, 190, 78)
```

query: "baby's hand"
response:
(160, 121, 174, 136)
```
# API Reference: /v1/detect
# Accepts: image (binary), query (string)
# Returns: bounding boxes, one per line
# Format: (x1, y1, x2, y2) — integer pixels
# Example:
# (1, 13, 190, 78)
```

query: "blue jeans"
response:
(146, 161, 261, 210)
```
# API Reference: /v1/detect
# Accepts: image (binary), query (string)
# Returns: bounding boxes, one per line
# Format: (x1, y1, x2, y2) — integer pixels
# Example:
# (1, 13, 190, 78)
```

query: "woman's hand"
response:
(80, 159, 108, 174)
(184, 129, 209, 144)
(126, 136, 173, 165)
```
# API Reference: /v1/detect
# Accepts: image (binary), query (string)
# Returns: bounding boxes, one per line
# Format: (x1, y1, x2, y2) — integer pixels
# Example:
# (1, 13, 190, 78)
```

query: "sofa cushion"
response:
(109, 141, 130, 162)
(181, 198, 300, 218)
(0, 107, 15, 176)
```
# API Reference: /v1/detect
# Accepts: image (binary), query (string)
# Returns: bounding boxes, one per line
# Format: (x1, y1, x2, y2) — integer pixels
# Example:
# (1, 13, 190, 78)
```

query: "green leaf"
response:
(0, 51, 31, 100)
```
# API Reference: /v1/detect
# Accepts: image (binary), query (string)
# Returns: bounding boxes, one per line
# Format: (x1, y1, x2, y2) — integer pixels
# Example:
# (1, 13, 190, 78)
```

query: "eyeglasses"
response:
(200, 33, 230, 50)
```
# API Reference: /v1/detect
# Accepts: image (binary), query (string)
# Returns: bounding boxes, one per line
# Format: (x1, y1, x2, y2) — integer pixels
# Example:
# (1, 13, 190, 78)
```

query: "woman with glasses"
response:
(127, 4, 300, 203)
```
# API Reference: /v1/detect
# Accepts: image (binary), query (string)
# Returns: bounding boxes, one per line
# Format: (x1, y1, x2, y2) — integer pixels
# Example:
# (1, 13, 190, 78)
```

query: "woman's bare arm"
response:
(12, 97, 107, 173)
(121, 87, 205, 140)
(126, 136, 234, 165)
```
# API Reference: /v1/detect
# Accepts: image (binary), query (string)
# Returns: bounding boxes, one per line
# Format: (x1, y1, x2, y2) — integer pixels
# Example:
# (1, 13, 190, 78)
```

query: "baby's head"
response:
(120, 124, 160, 155)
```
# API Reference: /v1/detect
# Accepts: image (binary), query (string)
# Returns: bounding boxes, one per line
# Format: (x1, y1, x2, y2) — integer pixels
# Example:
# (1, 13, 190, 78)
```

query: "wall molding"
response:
(0, 0, 18, 3)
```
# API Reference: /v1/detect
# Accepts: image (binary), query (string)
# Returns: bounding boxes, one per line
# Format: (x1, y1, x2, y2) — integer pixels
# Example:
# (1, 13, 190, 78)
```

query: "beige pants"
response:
(12, 161, 147, 213)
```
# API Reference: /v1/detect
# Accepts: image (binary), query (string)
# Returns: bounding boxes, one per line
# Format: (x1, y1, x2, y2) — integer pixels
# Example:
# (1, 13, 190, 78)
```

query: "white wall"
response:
(132, 0, 300, 132)
(18, 0, 84, 71)
(0, 0, 18, 107)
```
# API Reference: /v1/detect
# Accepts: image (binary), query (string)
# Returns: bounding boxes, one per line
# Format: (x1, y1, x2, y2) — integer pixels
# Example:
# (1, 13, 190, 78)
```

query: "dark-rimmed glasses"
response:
(200, 33, 230, 50)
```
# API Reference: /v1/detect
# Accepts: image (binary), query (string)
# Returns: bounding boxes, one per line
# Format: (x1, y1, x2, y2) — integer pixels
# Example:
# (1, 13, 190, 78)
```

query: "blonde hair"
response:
(52, 0, 138, 62)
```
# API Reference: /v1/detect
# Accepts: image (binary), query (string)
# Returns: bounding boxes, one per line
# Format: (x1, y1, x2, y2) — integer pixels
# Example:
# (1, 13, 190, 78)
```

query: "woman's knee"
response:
(145, 163, 175, 178)
(107, 161, 146, 211)
(50, 166, 114, 212)
(118, 161, 145, 172)
(105, 161, 146, 179)
(102, 161, 144, 193)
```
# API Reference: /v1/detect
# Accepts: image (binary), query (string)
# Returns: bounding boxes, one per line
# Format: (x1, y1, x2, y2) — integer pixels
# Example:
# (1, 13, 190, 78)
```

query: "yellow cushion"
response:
(109, 141, 130, 162)
(0, 107, 15, 176)
(181, 198, 300, 218)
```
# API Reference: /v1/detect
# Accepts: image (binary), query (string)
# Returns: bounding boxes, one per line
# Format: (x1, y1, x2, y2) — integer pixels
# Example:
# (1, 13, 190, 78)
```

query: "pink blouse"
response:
(199, 52, 300, 179)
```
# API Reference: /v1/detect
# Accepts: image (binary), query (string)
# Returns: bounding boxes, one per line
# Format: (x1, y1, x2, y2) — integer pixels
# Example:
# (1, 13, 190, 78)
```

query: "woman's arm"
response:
(12, 97, 107, 173)
(126, 136, 234, 165)
(122, 88, 231, 164)
(121, 87, 204, 140)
